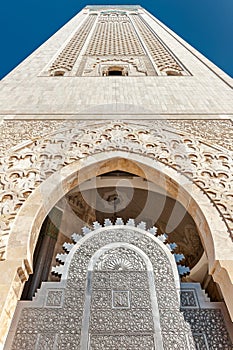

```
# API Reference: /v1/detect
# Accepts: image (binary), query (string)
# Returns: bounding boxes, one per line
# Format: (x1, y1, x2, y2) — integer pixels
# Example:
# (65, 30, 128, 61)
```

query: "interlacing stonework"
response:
(45, 290, 64, 307)
(8, 225, 232, 349)
(0, 121, 233, 259)
(47, 8, 187, 76)
(89, 335, 155, 350)
(0, 121, 66, 154)
(94, 246, 146, 270)
(9, 226, 176, 349)
(180, 290, 198, 308)
(49, 15, 97, 75)
(168, 119, 233, 151)
(85, 13, 145, 56)
(183, 309, 232, 349)
(130, 14, 187, 75)
(78, 11, 157, 77)
(90, 247, 154, 344)
(78, 56, 153, 77)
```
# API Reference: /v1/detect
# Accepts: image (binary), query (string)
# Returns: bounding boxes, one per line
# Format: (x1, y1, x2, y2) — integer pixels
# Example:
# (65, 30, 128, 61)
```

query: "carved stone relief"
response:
(168, 119, 233, 151)
(0, 121, 66, 154)
(183, 309, 233, 350)
(94, 247, 146, 271)
(0, 120, 232, 154)
(7, 225, 232, 350)
(0, 120, 232, 260)
(89, 335, 155, 350)
(80, 56, 149, 77)
(130, 14, 187, 75)
(48, 15, 97, 75)
(88, 247, 154, 347)
(112, 290, 130, 309)
(45, 290, 64, 308)
(180, 290, 198, 308)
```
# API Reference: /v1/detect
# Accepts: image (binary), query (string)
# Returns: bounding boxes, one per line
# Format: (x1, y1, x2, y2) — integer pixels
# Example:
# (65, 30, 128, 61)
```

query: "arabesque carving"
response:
(81, 56, 149, 77)
(168, 119, 233, 151)
(94, 246, 146, 271)
(0, 121, 232, 259)
(131, 15, 187, 75)
(8, 225, 232, 349)
(0, 120, 232, 154)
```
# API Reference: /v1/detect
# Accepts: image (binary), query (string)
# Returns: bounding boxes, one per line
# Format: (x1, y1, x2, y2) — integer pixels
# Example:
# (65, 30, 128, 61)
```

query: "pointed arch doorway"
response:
(2, 151, 233, 349)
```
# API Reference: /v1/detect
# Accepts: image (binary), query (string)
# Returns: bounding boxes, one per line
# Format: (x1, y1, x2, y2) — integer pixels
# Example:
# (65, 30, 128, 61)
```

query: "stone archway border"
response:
(1, 121, 232, 261)
(1, 151, 232, 320)
(0, 121, 233, 348)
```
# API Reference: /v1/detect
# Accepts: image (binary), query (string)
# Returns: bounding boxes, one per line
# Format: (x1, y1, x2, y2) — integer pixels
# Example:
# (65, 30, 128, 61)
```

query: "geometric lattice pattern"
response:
(131, 15, 186, 75)
(49, 15, 97, 75)
(85, 13, 145, 56)
(52, 218, 189, 278)
(48, 8, 187, 76)
(7, 225, 233, 349)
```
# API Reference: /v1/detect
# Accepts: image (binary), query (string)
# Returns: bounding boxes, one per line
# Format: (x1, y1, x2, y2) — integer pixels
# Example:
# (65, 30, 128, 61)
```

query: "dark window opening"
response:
(166, 70, 182, 76)
(21, 207, 62, 300)
(108, 70, 123, 76)
(52, 70, 65, 76)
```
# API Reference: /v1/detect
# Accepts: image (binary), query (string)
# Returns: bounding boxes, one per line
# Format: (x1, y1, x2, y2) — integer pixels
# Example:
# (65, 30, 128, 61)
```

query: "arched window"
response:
(50, 69, 66, 76)
(166, 69, 182, 76)
(103, 66, 128, 76)
(108, 70, 123, 76)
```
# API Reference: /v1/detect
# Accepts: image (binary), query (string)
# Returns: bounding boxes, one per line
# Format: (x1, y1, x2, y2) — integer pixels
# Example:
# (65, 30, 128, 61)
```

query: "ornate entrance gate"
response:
(4, 221, 233, 349)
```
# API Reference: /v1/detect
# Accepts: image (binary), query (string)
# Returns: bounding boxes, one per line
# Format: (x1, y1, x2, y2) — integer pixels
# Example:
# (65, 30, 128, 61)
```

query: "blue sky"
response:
(1, 0, 233, 79)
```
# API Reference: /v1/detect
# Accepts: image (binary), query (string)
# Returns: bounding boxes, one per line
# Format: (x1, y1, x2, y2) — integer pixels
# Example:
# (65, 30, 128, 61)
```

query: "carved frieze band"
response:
(1, 120, 232, 154)
(0, 120, 232, 260)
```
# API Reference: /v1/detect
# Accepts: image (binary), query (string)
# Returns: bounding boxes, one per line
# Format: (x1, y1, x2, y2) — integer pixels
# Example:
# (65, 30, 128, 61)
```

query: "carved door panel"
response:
(88, 247, 156, 350)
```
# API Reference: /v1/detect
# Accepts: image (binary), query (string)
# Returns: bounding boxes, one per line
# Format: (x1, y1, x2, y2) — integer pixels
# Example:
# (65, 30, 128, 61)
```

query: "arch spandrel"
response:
(6, 152, 228, 269)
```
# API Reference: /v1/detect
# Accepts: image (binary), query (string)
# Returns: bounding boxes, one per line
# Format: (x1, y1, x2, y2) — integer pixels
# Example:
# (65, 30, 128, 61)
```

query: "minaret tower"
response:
(0, 5, 233, 350)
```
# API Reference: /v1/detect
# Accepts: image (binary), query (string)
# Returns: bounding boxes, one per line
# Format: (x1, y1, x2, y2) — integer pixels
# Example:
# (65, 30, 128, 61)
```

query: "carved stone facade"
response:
(130, 14, 187, 75)
(0, 120, 232, 260)
(45, 7, 187, 77)
(5, 225, 233, 349)
(1, 4, 233, 350)
(1, 119, 232, 154)
(49, 15, 98, 75)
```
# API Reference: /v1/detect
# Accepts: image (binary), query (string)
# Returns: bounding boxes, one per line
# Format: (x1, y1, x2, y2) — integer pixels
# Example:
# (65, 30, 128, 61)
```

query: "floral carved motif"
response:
(94, 247, 146, 271)
(1, 120, 232, 154)
(168, 119, 233, 151)
(0, 121, 232, 259)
